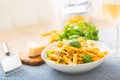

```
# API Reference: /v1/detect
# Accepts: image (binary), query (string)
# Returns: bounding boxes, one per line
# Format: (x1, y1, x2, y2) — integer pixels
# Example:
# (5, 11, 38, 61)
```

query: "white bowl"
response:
(41, 41, 109, 74)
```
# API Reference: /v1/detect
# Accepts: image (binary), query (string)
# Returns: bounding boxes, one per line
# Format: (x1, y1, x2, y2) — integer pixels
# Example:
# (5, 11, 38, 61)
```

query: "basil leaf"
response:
(82, 54, 93, 63)
(68, 39, 81, 48)
(69, 35, 80, 40)
(46, 51, 51, 57)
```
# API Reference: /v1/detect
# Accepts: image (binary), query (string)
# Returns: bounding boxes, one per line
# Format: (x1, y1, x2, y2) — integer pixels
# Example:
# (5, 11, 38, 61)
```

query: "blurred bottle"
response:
(60, 0, 91, 26)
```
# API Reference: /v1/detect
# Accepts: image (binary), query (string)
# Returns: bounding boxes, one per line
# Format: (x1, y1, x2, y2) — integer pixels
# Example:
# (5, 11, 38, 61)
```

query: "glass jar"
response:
(60, 0, 91, 26)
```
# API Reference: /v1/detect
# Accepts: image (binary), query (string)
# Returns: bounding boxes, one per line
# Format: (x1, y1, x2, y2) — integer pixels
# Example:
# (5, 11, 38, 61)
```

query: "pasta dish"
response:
(46, 38, 108, 65)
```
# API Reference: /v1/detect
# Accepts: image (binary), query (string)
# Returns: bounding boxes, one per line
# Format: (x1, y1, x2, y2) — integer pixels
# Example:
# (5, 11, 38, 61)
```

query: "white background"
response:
(0, 0, 119, 49)
(0, 0, 103, 30)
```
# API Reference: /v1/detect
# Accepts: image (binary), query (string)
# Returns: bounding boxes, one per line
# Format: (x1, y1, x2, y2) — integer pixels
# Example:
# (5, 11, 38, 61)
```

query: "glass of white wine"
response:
(103, 0, 120, 57)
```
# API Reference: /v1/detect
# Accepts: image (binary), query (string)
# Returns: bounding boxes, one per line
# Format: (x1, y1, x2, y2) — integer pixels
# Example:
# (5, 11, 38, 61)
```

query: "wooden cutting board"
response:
(18, 51, 44, 66)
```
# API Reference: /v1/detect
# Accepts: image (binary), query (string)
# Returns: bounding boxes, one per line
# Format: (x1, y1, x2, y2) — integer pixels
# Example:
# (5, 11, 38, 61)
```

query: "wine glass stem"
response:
(116, 25, 119, 50)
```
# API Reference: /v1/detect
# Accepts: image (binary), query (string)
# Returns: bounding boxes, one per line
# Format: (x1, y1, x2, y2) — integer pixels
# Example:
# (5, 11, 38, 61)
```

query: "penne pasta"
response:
(46, 38, 108, 65)
(73, 53, 78, 64)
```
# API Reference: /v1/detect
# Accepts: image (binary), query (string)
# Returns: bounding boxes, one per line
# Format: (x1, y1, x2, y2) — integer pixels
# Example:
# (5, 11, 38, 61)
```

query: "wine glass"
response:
(103, 0, 120, 57)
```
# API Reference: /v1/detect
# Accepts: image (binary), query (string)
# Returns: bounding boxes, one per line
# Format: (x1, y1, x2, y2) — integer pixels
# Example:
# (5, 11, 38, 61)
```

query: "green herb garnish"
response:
(68, 39, 81, 48)
(82, 54, 93, 63)
(46, 50, 51, 57)
(58, 21, 99, 41)
(58, 59, 64, 63)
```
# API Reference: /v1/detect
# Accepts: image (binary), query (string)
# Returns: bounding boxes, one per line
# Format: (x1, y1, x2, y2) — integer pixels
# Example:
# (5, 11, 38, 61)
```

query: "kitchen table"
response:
(0, 20, 120, 80)
(0, 57, 120, 80)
